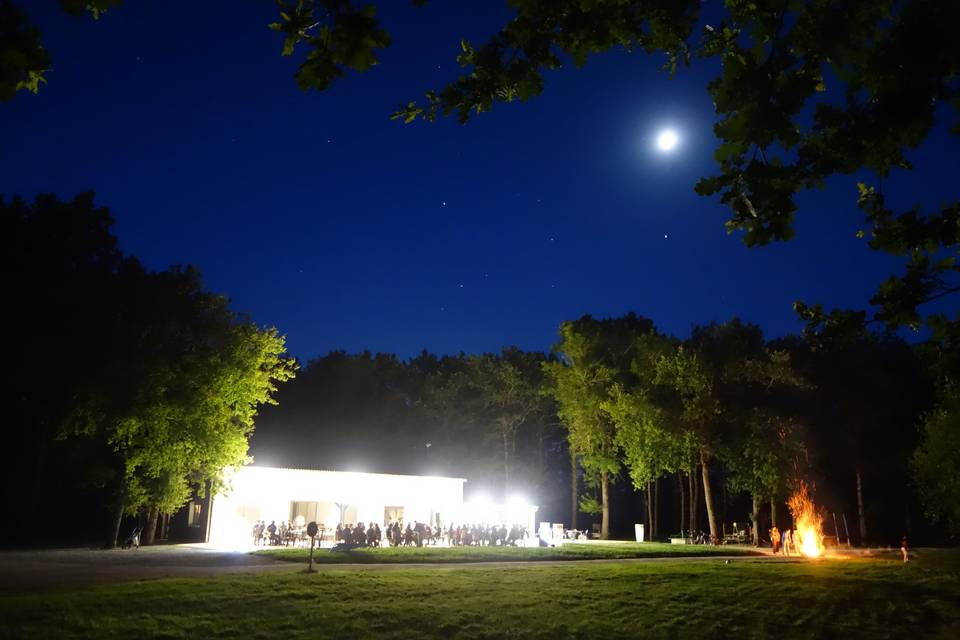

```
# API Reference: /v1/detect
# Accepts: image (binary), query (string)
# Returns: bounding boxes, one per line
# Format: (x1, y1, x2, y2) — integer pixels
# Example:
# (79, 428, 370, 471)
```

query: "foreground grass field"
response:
(2, 551, 958, 639)
(255, 541, 762, 564)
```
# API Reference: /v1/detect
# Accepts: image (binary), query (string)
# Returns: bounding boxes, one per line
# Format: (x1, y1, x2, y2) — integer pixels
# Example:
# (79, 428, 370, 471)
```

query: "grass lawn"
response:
(255, 541, 762, 564)
(2, 551, 958, 639)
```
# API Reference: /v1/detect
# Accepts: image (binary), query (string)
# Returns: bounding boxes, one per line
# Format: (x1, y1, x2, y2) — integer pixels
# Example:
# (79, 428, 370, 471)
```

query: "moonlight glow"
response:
(656, 129, 679, 152)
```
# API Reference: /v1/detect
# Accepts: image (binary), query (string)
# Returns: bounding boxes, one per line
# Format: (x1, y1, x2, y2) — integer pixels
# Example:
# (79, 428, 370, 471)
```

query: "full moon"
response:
(656, 129, 679, 152)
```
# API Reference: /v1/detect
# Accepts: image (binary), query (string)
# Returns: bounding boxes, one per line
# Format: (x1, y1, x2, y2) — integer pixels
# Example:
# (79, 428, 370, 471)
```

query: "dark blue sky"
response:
(4, 2, 956, 359)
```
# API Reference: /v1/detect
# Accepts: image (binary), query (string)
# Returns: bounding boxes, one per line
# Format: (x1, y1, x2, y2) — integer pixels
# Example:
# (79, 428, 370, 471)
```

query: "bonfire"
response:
(787, 481, 825, 557)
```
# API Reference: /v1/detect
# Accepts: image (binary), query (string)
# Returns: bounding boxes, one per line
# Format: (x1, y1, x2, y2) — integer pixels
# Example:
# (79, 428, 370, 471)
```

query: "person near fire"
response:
(770, 525, 781, 554)
(782, 528, 793, 556)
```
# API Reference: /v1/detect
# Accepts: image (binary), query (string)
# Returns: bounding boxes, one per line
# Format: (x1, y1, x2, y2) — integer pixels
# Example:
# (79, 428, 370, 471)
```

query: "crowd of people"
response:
(247, 518, 531, 548)
(445, 523, 528, 546)
(251, 519, 306, 546)
(335, 522, 384, 546)
(333, 521, 530, 547)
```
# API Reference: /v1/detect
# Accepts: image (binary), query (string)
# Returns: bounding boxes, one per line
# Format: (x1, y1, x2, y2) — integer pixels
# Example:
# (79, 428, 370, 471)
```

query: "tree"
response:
(795, 334, 931, 544)
(603, 329, 688, 540)
(724, 413, 805, 546)
(63, 262, 296, 547)
(424, 349, 552, 497)
(605, 384, 691, 541)
(2, 192, 124, 544)
(546, 313, 656, 538)
(655, 319, 803, 542)
(913, 384, 960, 536)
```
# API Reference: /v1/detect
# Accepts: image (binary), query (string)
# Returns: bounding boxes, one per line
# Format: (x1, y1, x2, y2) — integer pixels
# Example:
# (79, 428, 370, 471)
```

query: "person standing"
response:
(901, 535, 910, 563)
(770, 526, 781, 554)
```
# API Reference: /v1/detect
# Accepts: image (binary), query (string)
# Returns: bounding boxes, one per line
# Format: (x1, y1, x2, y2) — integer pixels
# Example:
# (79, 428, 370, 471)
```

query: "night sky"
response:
(4, 2, 957, 359)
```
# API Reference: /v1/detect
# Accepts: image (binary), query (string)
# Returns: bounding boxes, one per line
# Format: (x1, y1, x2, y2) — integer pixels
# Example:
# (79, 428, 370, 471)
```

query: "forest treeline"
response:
(254, 314, 949, 545)
(6, 192, 959, 548)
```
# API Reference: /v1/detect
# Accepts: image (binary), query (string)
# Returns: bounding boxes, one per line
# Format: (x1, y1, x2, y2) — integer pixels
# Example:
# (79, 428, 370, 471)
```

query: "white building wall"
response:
(208, 466, 466, 546)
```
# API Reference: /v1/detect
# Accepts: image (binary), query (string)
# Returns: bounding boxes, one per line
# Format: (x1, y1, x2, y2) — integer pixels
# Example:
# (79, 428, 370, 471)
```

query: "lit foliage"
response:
(63, 264, 297, 519)
(545, 314, 659, 530)
(0, 1, 49, 100)
(602, 330, 692, 491)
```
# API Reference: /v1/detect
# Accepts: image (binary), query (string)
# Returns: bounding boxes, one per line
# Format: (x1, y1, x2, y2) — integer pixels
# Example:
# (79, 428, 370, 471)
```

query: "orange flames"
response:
(787, 481, 824, 558)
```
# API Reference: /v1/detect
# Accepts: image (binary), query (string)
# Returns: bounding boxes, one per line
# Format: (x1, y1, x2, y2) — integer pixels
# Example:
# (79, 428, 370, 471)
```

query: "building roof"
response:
(244, 465, 467, 483)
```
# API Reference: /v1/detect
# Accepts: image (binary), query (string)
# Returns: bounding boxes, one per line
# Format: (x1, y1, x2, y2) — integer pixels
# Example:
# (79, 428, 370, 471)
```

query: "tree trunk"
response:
(142, 505, 159, 546)
(678, 471, 686, 534)
(600, 471, 610, 540)
(569, 448, 578, 530)
(689, 468, 699, 533)
(645, 482, 653, 538)
(502, 430, 511, 497)
(106, 499, 124, 549)
(536, 424, 545, 488)
(654, 477, 660, 539)
(770, 497, 778, 532)
(856, 466, 867, 545)
(700, 450, 718, 543)
(751, 495, 760, 546)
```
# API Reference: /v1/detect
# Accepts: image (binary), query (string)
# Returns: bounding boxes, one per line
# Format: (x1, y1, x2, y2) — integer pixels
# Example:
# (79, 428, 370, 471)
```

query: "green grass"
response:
(2, 552, 959, 639)
(255, 541, 762, 564)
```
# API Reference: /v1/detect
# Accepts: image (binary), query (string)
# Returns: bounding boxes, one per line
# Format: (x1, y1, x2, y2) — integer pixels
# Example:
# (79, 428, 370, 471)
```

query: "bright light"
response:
(656, 129, 679, 152)
(467, 492, 491, 506)
(508, 495, 528, 506)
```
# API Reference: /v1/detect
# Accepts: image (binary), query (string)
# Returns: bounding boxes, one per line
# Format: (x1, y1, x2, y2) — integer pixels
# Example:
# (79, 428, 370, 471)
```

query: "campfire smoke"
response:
(787, 481, 824, 558)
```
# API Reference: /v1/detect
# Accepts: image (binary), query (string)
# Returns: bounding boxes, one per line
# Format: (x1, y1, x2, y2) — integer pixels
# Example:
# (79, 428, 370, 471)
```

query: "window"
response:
(290, 501, 319, 525)
(384, 506, 404, 526)
(187, 501, 203, 527)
